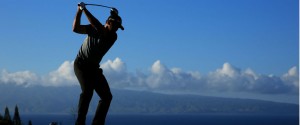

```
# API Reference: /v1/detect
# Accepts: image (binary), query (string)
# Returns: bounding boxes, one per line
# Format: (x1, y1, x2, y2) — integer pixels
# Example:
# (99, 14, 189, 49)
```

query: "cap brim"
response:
(120, 25, 124, 30)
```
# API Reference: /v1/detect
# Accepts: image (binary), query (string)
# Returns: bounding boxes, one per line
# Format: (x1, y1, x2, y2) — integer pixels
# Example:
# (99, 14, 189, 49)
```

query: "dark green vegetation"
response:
(0, 105, 24, 125)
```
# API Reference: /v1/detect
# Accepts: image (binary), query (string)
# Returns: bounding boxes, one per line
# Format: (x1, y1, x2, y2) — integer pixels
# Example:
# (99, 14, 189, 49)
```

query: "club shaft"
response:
(85, 4, 113, 9)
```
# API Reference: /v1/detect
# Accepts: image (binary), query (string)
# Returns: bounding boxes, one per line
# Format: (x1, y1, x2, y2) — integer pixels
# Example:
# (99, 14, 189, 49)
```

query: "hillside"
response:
(0, 84, 298, 114)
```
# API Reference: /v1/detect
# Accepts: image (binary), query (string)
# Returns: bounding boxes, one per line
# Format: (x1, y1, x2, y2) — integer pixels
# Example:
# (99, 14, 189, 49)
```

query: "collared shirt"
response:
(76, 25, 117, 67)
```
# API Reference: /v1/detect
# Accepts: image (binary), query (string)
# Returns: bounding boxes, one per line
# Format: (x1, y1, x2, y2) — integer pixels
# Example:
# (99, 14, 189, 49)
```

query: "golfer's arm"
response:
(73, 8, 88, 34)
(83, 8, 105, 32)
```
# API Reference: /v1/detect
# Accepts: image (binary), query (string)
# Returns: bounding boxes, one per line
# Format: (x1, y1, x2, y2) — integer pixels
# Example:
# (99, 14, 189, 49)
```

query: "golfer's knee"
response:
(103, 93, 113, 102)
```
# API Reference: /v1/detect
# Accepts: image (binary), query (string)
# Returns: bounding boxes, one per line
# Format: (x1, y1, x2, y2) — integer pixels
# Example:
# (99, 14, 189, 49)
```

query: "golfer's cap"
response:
(108, 15, 124, 30)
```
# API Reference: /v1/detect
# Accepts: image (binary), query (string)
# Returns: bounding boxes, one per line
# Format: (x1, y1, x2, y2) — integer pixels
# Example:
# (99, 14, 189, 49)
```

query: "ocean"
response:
(21, 113, 298, 125)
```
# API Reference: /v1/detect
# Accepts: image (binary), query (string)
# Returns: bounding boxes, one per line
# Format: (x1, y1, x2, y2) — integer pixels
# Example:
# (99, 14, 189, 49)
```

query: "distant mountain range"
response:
(0, 84, 298, 114)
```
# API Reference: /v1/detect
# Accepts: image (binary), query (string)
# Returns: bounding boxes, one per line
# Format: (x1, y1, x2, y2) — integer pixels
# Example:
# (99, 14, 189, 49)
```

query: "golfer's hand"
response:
(78, 2, 86, 10)
(110, 8, 119, 15)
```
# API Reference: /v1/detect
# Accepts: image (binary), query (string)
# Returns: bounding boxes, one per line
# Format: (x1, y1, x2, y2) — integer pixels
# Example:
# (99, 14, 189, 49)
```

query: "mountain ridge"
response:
(0, 84, 298, 114)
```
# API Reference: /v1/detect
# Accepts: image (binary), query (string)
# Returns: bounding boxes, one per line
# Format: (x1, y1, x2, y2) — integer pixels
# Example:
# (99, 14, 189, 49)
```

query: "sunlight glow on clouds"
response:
(0, 57, 298, 95)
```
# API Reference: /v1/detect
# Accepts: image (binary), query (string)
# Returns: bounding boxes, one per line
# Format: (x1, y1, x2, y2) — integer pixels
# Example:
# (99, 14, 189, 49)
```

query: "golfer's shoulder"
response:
(110, 32, 117, 41)
(102, 30, 117, 39)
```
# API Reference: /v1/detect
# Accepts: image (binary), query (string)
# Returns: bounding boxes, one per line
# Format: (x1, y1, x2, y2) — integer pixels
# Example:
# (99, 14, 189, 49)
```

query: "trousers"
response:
(74, 59, 112, 125)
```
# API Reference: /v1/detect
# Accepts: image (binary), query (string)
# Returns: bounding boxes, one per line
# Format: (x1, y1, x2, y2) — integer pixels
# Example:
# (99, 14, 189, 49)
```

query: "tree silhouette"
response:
(28, 120, 32, 125)
(13, 105, 21, 125)
(0, 112, 3, 120)
(4, 107, 12, 121)
(4, 106, 12, 125)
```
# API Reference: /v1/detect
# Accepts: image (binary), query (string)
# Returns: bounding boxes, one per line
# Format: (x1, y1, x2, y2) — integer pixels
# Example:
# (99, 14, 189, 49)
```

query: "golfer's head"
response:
(107, 15, 124, 31)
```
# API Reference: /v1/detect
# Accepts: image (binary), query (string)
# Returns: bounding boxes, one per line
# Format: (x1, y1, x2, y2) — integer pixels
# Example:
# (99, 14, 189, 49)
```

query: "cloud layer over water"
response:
(0, 57, 298, 95)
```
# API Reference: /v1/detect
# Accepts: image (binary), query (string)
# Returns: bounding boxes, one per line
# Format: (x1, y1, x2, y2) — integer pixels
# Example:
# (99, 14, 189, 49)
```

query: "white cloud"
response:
(282, 66, 299, 88)
(151, 60, 167, 74)
(101, 58, 132, 88)
(214, 62, 240, 78)
(0, 70, 38, 86)
(0, 61, 77, 87)
(244, 68, 258, 80)
(204, 64, 298, 94)
(147, 60, 173, 88)
(44, 61, 77, 86)
(101, 57, 127, 74)
(0, 58, 298, 96)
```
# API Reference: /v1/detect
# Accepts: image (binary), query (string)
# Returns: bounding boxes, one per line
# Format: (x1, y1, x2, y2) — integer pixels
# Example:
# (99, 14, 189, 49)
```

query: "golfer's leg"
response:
(77, 89, 93, 125)
(92, 69, 112, 125)
(74, 64, 94, 125)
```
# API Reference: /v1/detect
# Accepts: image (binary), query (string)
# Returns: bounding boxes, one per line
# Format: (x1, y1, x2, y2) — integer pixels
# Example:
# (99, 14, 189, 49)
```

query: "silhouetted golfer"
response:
(73, 2, 124, 125)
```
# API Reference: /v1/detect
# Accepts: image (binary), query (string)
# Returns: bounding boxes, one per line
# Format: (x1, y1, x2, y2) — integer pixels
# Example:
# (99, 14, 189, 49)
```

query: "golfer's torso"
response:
(78, 36, 103, 64)
(77, 33, 117, 67)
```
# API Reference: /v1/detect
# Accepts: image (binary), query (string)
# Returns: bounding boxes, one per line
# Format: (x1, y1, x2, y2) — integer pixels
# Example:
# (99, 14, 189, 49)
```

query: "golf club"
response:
(78, 3, 119, 15)
(78, 3, 114, 9)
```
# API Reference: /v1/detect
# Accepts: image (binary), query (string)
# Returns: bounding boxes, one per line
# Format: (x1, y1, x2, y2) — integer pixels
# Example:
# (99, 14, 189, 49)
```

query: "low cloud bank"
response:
(0, 57, 298, 95)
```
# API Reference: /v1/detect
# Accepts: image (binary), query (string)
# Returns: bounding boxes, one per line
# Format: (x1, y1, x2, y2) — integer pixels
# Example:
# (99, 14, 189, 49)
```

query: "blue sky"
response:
(0, 0, 298, 75)
(0, 0, 298, 103)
